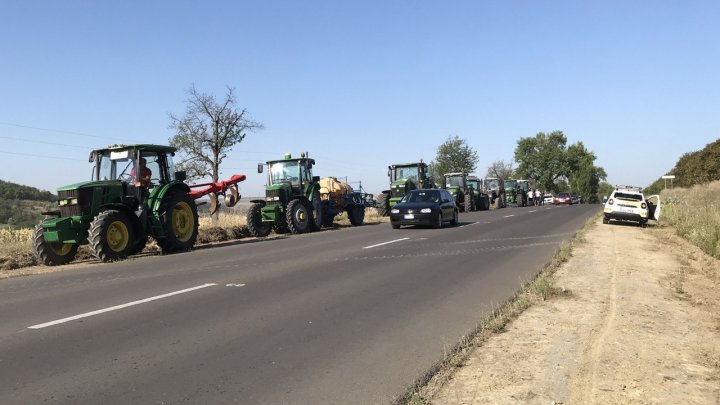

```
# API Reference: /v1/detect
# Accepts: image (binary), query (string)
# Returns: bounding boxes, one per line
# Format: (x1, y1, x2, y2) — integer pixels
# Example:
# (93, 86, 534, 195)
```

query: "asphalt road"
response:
(0, 203, 598, 404)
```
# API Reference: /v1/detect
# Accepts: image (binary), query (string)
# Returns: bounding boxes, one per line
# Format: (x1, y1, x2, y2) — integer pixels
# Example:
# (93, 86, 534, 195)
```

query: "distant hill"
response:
(0, 179, 57, 229)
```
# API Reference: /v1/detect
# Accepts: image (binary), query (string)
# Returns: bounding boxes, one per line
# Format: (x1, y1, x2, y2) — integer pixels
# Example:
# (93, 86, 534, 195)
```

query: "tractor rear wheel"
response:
(309, 191, 323, 231)
(376, 192, 390, 216)
(32, 222, 79, 266)
(287, 199, 310, 234)
(464, 194, 472, 213)
(88, 210, 134, 262)
(348, 205, 365, 226)
(158, 191, 199, 253)
(247, 203, 271, 237)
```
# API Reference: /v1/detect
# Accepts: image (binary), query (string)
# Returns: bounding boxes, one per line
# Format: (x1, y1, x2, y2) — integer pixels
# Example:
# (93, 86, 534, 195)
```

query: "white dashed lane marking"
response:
(363, 238, 410, 249)
(28, 283, 218, 329)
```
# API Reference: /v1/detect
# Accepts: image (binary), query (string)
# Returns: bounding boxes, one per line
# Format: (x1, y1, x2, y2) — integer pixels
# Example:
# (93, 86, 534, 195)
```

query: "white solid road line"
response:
(28, 283, 218, 329)
(363, 238, 410, 249)
(458, 222, 480, 228)
(503, 214, 515, 218)
(529, 210, 537, 213)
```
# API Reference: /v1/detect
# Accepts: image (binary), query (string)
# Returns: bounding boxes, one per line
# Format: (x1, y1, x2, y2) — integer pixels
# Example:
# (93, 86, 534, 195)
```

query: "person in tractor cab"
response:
(130, 157, 152, 187)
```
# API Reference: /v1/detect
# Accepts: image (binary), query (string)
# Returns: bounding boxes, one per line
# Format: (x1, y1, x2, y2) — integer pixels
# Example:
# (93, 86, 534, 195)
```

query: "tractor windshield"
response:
(96, 151, 134, 181)
(467, 179, 480, 190)
(445, 176, 464, 187)
(394, 166, 419, 182)
(269, 161, 300, 185)
(486, 179, 499, 191)
(505, 180, 517, 189)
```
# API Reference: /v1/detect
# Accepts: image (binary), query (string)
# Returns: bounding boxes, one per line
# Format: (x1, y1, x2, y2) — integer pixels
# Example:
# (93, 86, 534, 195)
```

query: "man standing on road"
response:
(528, 189, 534, 206)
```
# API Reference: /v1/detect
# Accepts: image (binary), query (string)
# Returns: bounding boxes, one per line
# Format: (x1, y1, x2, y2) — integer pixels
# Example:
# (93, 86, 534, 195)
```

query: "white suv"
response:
(603, 186, 660, 226)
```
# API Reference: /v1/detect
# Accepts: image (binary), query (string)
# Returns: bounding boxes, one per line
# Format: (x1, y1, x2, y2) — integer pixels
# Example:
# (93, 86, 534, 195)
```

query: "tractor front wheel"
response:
(32, 222, 79, 266)
(247, 203, 271, 237)
(89, 210, 134, 262)
(286, 199, 311, 234)
(158, 191, 199, 253)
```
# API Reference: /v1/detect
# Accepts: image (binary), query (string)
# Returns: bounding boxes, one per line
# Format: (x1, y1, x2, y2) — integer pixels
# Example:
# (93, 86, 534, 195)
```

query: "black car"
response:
(389, 189, 459, 229)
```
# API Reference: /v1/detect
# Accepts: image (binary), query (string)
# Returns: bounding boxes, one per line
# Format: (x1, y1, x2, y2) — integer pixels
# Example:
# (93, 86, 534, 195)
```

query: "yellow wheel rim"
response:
(298, 210, 306, 222)
(172, 201, 194, 242)
(50, 243, 73, 256)
(107, 220, 129, 252)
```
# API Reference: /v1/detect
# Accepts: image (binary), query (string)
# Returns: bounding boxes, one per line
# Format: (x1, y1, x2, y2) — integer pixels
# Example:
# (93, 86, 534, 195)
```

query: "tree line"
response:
(645, 138, 720, 194)
(428, 132, 608, 203)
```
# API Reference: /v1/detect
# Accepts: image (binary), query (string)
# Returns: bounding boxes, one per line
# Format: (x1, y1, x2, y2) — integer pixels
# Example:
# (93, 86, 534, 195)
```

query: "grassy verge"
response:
(659, 181, 720, 259)
(395, 212, 600, 405)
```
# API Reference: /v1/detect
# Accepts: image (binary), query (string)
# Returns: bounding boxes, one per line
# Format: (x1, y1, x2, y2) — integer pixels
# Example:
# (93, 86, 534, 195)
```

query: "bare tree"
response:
(169, 85, 263, 218)
(486, 160, 514, 180)
(170, 85, 263, 181)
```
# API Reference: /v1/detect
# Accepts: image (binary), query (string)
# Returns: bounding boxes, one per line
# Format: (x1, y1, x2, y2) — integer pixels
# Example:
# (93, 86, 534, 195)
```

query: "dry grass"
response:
(660, 181, 720, 259)
(395, 213, 597, 405)
(1, 206, 386, 270)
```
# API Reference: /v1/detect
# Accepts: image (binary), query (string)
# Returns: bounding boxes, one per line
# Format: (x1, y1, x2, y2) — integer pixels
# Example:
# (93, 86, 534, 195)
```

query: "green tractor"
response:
(466, 175, 490, 210)
(246, 153, 323, 237)
(32, 144, 209, 265)
(376, 161, 435, 216)
(504, 179, 528, 207)
(443, 172, 474, 212)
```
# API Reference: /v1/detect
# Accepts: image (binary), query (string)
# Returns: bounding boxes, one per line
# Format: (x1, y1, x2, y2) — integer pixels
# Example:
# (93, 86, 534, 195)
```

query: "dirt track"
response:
(431, 218, 720, 404)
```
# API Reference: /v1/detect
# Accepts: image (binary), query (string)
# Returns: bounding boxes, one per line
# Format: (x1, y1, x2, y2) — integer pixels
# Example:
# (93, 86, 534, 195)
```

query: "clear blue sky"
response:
(1, 1, 718, 197)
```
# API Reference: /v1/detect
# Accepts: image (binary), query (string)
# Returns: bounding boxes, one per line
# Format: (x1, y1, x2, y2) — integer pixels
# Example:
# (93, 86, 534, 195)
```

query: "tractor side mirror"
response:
(175, 171, 187, 182)
(257, 163, 263, 173)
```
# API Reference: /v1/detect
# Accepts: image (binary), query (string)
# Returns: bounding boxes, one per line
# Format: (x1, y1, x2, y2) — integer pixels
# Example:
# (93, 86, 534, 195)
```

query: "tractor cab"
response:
(261, 152, 318, 201)
(386, 162, 434, 205)
(91, 144, 181, 189)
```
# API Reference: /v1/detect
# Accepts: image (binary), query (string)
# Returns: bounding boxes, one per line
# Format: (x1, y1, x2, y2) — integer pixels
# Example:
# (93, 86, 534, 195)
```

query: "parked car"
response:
(390, 189, 459, 229)
(603, 186, 661, 226)
(543, 194, 554, 205)
(554, 192, 573, 205)
(571, 195, 579, 204)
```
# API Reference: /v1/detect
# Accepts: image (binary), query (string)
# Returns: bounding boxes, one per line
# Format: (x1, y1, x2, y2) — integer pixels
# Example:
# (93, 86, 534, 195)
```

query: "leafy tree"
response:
(0, 179, 56, 202)
(514, 131, 569, 192)
(486, 160, 514, 180)
(430, 135, 479, 184)
(170, 85, 263, 183)
(598, 182, 615, 201)
(566, 142, 606, 203)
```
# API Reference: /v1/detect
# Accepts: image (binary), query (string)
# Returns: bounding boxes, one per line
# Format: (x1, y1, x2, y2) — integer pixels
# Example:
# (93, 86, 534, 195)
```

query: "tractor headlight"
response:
(58, 198, 77, 206)
(420, 208, 432, 213)
(265, 196, 280, 201)
(390, 208, 400, 214)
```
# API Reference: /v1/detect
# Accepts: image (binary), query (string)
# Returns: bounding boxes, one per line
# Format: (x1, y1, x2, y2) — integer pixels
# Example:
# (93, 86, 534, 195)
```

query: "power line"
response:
(0, 136, 87, 149)
(0, 121, 142, 143)
(0, 150, 86, 162)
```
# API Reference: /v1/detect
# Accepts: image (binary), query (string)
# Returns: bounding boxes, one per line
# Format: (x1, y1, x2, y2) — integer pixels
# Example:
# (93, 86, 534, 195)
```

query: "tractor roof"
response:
(444, 172, 466, 177)
(391, 162, 427, 168)
(92, 144, 177, 154)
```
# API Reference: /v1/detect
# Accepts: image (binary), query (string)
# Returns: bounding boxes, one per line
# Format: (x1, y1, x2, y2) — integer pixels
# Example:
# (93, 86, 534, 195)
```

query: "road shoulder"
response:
(430, 218, 720, 404)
